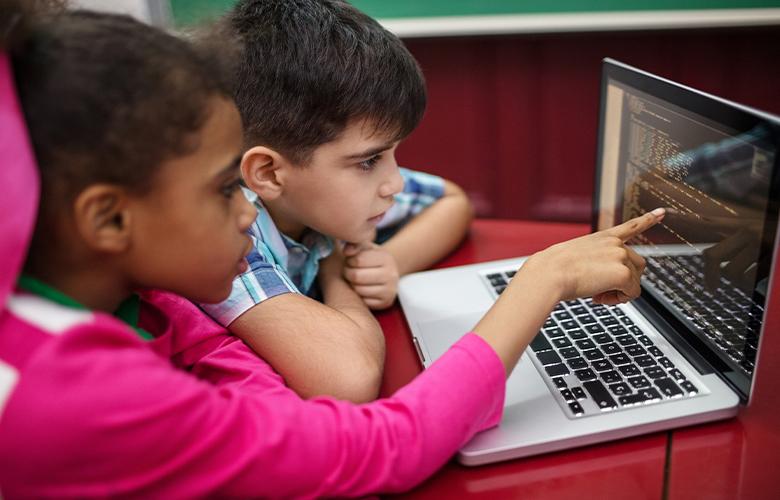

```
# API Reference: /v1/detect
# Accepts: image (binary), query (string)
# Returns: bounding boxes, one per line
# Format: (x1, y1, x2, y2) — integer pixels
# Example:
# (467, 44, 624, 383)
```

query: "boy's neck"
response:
(264, 200, 307, 241)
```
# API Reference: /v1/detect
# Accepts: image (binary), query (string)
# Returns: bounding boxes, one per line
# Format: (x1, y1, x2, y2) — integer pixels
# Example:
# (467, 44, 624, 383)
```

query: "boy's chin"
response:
(340, 227, 377, 244)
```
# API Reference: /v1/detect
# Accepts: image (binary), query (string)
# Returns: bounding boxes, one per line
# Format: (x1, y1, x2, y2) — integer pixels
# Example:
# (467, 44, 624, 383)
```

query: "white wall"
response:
(69, 0, 170, 26)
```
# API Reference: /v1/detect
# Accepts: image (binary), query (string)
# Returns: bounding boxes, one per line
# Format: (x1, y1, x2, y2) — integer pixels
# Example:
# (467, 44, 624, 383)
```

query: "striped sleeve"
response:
(199, 244, 299, 326)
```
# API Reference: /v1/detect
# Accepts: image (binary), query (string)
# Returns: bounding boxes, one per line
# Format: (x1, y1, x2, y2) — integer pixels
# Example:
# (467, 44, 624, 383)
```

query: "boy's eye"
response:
(358, 154, 381, 172)
(221, 178, 243, 198)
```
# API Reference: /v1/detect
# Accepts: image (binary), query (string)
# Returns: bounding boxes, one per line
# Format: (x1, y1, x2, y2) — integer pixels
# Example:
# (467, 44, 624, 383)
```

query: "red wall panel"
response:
(397, 28, 780, 222)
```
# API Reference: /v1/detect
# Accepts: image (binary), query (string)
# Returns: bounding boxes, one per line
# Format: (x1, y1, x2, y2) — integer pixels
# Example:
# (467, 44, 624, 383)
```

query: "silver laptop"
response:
(398, 59, 780, 466)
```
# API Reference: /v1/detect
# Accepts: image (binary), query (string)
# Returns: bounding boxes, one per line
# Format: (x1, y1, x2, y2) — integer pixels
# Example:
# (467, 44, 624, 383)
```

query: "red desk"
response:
(378, 219, 780, 498)
(667, 245, 780, 499)
(378, 220, 668, 499)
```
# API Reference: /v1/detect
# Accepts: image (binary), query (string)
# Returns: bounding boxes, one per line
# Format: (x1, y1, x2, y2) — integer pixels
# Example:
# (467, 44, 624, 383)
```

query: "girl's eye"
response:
(359, 154, 381, 172)
(221, 178, 243, 198)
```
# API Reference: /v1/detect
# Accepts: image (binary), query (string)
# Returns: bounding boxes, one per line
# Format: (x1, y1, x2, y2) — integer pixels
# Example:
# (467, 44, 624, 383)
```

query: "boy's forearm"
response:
(382, 180, 474, 275)
(229, 281, 385, 402)
(318, 264, 386, 353)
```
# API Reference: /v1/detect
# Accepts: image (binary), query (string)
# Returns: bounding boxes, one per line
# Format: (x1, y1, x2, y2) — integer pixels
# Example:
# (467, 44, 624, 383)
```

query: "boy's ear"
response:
(241, 146, 290, 201)
(72, 184, 132, 254)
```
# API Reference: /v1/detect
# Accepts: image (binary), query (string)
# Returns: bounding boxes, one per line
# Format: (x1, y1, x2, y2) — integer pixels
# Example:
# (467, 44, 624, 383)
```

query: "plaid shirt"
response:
(201, 167, 445, 326)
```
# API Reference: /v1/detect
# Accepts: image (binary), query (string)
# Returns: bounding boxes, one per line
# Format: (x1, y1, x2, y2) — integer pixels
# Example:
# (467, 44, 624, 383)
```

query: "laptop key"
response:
(567, 357, 588, 370)
(608, 325, 628, 335)
(545, 363, 570, 377)
(584, 380, 618, 410)
(679, 380, 698, 395)
(658, 357, 675, 369)
(591, 359, 612, 372)
(635, 355, 656, 368)
(636, 388, 663, 402)
(600, 370, 621, 384)
(592, 333, 612, 344)
(574, 368, 597, 381)
(568, 401, 585, 416)
(560, 388, 575, 401)
(644, 366, 666, 379)
(585, 324, 605, 334)
(530, 333, 553, 352)
(543, 326, 565, 338)
(618, 394, 644, 406)
(559, 347, 579, 359)
(560, 319, 579, 330)
(602, 316, 619, 326)
(654, 377, 684, 398)
(638, 335, 654, 347)
(576, 339, 597, 350)
(552, 377, 567, 389)
(602, 343, 622, 355)
(668, 368, 686, 381)
(625, 345, 646, 357)
(609, 382, 632, 396)
(489, 274, 507, 285)
(615, 334, 638, 346)
(536, 350, 562, 366)
(618, 364, 641, 377)
(571, 386, 587, 399)
(648, 346, 664, 357)
(568, 328, 588, 340)
(609, 353, 631, 366)
(552, 337, 573, 349)
(583, 349, 605, 361)
(628, 375, 651, 389)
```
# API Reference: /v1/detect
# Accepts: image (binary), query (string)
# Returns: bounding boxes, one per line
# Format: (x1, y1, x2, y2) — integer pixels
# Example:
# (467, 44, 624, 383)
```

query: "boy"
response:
(200, 0, 474, 401)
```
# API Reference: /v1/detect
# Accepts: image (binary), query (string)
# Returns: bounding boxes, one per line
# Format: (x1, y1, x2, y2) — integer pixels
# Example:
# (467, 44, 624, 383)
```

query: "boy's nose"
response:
(379, 166, 404, 198)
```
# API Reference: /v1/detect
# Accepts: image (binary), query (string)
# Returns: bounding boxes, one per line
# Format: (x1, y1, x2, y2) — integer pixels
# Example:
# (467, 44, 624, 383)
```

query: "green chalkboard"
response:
(170, 0, 780, 27)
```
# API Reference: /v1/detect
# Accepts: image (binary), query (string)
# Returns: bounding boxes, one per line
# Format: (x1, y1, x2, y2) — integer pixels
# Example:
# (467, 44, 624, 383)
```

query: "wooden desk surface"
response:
(378, 219, 780, 498)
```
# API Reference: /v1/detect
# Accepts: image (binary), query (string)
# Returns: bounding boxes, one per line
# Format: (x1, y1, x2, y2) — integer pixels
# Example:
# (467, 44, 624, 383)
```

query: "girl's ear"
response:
(72, 184, 132, 254)
(240, 146, 291, 201)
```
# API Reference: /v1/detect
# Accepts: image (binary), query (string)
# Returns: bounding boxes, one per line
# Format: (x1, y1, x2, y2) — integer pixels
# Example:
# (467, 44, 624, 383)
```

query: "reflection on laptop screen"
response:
(596, 61, 779, 398)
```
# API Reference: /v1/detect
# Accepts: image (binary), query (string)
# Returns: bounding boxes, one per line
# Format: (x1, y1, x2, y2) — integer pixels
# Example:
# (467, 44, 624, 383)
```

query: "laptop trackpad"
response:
(417, 311, 550, 408)
(416, 311, 485, 363)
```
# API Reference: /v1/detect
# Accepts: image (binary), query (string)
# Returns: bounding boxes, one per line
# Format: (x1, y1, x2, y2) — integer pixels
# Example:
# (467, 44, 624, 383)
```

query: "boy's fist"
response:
(342, 242, 399, 310)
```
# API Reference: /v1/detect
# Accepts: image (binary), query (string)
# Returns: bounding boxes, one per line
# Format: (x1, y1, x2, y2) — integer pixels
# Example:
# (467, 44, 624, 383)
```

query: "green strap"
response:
(17, 275, 154, 341)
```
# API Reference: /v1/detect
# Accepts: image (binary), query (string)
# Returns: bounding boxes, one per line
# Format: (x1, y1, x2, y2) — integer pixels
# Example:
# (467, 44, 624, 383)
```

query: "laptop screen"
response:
(594, 59, 780, 401)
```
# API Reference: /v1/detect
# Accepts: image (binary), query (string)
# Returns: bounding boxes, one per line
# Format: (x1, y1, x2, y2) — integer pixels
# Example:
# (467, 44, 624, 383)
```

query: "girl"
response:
(0, 4, 662, 497)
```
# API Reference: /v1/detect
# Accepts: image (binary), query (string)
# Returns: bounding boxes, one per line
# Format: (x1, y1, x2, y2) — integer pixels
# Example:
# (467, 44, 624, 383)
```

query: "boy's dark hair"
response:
(6, 5, 236, 234)
(226, 0, 426, 165)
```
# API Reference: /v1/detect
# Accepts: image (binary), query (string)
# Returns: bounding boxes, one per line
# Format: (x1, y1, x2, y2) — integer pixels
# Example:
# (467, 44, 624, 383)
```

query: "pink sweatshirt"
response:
(0, 289, 505, 498)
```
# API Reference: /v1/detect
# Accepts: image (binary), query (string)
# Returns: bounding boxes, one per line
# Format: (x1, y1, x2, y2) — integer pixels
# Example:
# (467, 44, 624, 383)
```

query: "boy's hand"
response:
(343, 242, 400, 310)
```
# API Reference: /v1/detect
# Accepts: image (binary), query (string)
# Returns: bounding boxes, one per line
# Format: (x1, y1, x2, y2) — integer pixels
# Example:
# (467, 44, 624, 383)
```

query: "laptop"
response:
(398, 58, 780, 466)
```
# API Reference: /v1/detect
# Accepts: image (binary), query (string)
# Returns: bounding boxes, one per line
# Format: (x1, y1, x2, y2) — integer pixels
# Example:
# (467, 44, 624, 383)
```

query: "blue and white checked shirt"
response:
(201, 167, 445, 326)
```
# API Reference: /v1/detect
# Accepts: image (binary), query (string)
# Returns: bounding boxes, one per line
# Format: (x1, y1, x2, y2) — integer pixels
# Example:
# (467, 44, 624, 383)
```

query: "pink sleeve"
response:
(1, 322, 504, 498)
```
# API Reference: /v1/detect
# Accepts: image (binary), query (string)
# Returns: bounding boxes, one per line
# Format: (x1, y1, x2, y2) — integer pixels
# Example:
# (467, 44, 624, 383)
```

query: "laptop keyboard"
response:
(643, 255, 762, 376)
(484, 270, 702, 418)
